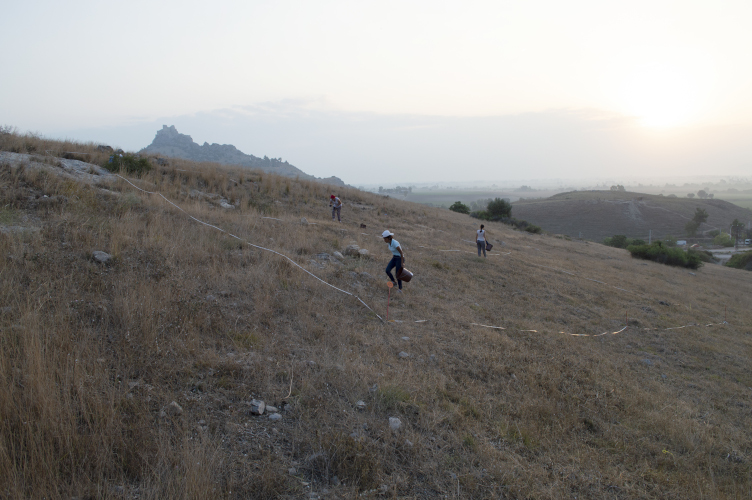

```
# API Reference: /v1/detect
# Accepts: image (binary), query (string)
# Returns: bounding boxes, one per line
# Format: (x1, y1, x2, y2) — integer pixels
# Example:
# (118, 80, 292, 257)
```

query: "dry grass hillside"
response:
(1, 131, 752, 499)
(513, 191, 752, 241)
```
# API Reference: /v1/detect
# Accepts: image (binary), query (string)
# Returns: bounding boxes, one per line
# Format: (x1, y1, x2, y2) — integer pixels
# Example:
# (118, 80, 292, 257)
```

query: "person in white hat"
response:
(382, 230, 405, 291)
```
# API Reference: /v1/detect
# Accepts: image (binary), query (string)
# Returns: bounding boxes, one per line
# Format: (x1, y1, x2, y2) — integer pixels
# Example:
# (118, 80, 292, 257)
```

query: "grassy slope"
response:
(512, 190, 752, 241)
(1, 134, 752, 499)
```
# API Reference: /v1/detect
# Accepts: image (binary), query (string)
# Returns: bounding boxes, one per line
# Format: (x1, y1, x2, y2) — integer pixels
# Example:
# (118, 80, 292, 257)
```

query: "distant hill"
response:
(140, 125, 345, 186)
(512, 190, 752, 240)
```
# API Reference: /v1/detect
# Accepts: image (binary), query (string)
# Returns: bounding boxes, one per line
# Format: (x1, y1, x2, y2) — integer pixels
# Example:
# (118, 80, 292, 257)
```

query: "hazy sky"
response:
(2, 0, 751, 184)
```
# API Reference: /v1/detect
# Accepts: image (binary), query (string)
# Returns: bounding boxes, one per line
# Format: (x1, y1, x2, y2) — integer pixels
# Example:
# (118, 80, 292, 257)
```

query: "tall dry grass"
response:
(1, 130, 751, 498)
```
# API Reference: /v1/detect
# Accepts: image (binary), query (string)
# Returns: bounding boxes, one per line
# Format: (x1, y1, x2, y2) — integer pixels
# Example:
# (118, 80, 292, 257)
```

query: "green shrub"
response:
(449, 201, 470, 214)
(725, 251, 752, 271)
(690, 249, 717, 264)
(524, 224, 542, 234)
(627, 242, 703, 269)
(486, 198, 512, 218)
(105, 153, 151, 176)
(604, 235, 629, 248)
(470, 198, 512, 221)
(604, 236, 645, 249)
(713, 233, 734, 247)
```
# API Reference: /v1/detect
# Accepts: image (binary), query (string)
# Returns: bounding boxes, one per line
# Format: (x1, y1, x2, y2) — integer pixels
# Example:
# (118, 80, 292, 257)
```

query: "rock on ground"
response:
(92, 251, 112, 264)
(0, 152, 117, 185)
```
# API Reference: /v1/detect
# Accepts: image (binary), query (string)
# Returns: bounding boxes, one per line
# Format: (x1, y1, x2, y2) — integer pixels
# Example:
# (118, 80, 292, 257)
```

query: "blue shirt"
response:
(388, 239, 402, 257)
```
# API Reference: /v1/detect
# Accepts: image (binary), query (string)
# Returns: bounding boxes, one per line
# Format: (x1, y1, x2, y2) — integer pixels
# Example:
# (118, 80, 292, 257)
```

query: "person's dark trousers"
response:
(332, 206, 341, 221)
(477, 241, 486, 257)
(385, 256, 403, 289)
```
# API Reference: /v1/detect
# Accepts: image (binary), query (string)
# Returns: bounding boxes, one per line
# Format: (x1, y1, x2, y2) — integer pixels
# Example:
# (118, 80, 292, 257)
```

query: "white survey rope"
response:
(115, 175, 384, 322)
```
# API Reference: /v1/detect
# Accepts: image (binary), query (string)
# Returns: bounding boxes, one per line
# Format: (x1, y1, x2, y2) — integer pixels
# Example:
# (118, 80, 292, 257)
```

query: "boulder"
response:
(343, 244, 360, 256)
(166, 401, 183, 416)
(332, 251, 344, 260)
(92, 251, 112, 264)
(358, 249, 370, 258)
(300, 217, 308, 225)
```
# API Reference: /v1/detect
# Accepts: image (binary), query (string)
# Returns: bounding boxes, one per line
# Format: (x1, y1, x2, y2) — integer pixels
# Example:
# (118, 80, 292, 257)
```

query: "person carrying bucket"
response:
(382, 230, 405, 292)
(476, 224, 487, 257)
(330, 194, 342, 222)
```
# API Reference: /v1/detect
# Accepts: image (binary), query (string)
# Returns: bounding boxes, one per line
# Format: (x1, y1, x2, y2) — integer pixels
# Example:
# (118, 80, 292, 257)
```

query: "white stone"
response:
(398, 351, 409, 358)
(269, 413, 282, 421)
(92, 251, 112, 264)
(355, 400, 366, 410)
(250, 399, 265, 415)
(358, 248, 370, 257)
(389, 417, 401, 431)
(332, 251, 344, 260)
(266, 405, 278, 413)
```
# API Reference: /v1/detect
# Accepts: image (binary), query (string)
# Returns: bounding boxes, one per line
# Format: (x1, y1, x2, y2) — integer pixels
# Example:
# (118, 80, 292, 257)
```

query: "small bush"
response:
(524, 224, 542, 234)
(725, 251, 752, 271)
(470, 198, 512, 221)
(449, 201, 470, 214)
(713, 233, 734, 247)
(105, 153, 151, 176)
(604, 235, 629, 248)
(604, 236, 646, 249)
(691, 249, 717, 264)
(627, 242, 703, 269)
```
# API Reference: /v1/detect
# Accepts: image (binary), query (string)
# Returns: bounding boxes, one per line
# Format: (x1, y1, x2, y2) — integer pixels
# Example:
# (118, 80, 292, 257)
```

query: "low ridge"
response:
(513, 190, 752, 240)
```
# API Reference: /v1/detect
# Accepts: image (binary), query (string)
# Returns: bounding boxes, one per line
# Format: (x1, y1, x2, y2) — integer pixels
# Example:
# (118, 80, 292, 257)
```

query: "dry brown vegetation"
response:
(1, 130, 752, 499)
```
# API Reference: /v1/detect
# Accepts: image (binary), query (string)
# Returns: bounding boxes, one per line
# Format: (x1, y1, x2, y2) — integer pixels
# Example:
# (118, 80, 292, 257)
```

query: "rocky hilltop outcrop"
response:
(141, 125, 345, 186)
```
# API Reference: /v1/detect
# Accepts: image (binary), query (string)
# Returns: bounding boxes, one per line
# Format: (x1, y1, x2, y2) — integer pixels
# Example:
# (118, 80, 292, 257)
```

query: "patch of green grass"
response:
(0, 207, 19, 224)
(462, 434, 477, 449)
(228, 330, 262, 349)
(376, 385, 411, 410)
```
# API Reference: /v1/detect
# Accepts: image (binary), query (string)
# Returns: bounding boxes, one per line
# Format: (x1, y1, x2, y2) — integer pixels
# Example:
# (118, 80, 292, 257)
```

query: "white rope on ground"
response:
(115, 179, 730, 336)
(114, 175, 385, 322)
(471, 323, 505, 330)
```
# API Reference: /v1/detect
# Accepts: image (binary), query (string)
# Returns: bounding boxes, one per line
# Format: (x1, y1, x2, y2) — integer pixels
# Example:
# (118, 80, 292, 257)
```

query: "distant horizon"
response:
(4, 1, 751, 186)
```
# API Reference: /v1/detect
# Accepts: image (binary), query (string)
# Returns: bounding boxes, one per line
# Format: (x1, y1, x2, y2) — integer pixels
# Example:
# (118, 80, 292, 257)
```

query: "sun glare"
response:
(618, 66, 699, 128)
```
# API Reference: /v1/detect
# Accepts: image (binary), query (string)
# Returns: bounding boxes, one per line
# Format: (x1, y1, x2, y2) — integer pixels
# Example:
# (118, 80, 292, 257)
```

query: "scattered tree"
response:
(610, 185, 626, 192)
(449, 201, 470, 214)
(731, 219, 745, 247)
(486, 198, 512, 219)
(684, 208, 709, 236)
(697, 190, 708, 199)
(687, 193, 695, 198)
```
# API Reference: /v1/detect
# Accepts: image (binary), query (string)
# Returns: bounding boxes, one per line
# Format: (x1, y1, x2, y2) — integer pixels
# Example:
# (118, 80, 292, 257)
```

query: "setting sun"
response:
(618, 65, 701, 128)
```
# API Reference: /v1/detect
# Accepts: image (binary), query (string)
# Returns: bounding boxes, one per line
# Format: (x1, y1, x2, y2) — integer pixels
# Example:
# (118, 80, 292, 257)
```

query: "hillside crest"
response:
(141, 125, 345, 186)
